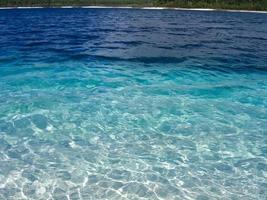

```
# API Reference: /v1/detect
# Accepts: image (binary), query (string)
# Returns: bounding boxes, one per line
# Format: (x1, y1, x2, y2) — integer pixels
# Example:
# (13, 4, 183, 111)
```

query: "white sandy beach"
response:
(0, 6, 266, 13)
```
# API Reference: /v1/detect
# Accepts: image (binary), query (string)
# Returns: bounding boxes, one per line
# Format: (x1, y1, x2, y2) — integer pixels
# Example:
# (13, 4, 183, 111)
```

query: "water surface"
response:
(0, 8, 267, 200)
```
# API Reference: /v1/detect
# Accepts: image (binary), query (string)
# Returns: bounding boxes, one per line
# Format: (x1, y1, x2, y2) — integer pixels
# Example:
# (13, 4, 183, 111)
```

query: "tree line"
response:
(0, 0, 266, 10)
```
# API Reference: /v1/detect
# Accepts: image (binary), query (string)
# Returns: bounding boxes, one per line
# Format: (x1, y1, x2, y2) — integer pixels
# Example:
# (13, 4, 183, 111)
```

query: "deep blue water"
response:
(0, 8, 267, 200)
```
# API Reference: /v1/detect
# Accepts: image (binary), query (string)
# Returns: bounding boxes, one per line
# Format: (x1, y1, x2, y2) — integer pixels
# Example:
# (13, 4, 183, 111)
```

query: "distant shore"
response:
(0, 0, 267, 11)
(0, 6, 267, 14)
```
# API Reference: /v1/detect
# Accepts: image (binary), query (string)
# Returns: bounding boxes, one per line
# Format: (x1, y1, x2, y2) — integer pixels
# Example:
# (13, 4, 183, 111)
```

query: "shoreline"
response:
(0, 6, 267, 14)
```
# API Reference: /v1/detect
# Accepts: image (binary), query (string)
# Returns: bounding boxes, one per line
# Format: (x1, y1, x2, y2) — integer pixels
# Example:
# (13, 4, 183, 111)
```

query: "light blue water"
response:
(0, 8, 267, 200)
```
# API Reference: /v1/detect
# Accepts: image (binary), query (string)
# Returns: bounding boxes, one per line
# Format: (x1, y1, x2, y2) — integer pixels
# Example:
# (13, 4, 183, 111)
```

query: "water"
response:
(0, 8, 267, 200)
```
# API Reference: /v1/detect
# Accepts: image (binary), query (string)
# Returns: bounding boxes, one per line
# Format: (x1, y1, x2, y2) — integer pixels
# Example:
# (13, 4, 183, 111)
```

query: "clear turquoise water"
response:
(0, 8, 267, 200)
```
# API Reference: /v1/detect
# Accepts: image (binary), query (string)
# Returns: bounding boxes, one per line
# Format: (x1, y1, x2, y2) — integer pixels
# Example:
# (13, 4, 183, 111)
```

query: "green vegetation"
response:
(0, 0, 267, 10)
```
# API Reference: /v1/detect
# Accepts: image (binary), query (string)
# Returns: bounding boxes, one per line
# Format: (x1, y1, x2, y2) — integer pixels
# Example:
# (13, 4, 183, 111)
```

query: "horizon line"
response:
(0, 6, 267, 14)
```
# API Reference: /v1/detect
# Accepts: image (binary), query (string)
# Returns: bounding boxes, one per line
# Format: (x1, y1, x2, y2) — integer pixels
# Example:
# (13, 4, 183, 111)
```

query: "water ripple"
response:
(0, 8, 267, 200)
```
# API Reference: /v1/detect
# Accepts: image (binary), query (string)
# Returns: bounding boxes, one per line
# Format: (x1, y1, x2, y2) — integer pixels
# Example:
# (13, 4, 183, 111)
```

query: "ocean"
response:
(0, 8, 267, 200)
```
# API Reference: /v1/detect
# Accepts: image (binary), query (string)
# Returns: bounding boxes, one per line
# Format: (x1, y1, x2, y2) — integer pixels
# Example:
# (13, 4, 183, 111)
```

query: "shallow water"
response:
(0, 8, 267, 200)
